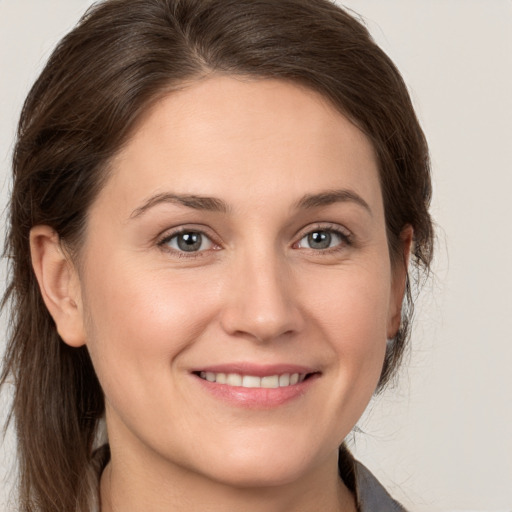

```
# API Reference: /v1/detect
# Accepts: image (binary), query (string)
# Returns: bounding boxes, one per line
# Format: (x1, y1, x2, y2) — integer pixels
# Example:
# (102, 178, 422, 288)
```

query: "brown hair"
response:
(1, 0, 433, 510)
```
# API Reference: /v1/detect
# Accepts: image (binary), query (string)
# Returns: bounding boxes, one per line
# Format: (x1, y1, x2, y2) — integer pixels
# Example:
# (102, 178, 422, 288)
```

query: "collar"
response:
(339, 446, 407, 512)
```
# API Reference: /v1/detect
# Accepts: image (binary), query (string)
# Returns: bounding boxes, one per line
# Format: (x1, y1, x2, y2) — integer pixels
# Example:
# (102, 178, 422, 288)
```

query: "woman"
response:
(1, 0, 433, 510)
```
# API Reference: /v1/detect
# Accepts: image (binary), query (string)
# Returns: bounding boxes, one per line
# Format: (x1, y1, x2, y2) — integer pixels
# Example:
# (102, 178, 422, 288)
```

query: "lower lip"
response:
(192, 374, 319, 409)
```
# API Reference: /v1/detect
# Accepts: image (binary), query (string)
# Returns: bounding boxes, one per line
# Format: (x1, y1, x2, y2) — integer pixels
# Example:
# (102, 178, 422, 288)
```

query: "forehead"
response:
(100, 76, 382, 216)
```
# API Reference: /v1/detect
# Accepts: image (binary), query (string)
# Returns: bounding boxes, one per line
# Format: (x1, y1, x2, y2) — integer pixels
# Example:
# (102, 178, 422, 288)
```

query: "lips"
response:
(191, 364, 319, 408)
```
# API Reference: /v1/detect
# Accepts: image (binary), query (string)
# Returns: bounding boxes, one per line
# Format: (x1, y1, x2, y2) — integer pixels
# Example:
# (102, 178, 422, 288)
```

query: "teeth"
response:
(199, 372, 306, 388)
(242, 375, 261, 388)
(261, 375, 279, 388)
(226, 373, 242, 386)
(279, 374, 290, 387)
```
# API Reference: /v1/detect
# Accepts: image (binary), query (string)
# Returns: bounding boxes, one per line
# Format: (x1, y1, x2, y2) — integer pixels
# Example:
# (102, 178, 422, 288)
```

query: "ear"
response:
(30, 226, 86, 347)
(387, 225, 414, 339)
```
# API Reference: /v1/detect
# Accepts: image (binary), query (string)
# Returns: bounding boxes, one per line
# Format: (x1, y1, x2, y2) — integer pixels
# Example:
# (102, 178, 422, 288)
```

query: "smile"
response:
(192, 365, 319, 408)
(198, 372, 308, 388)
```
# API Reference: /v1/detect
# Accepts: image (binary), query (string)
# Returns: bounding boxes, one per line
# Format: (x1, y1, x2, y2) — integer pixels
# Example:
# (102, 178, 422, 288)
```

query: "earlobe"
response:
(30, 226, 86, 347)
(387, 225, 414, 339)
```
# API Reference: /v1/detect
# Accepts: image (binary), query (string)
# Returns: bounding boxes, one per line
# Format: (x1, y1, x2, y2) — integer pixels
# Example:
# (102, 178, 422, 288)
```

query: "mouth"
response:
(195, 371, 311, 388)
(190, 364, 320, 407)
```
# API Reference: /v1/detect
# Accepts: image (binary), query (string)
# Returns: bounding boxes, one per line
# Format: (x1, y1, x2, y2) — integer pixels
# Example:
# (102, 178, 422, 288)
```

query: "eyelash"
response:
(157, 223, 353, 259)
(157, 227, 219, 259)
(294, 223, 353, 254)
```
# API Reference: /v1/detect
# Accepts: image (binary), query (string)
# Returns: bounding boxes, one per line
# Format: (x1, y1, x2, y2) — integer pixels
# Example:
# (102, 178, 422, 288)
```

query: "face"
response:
(75, 76, 405, 487)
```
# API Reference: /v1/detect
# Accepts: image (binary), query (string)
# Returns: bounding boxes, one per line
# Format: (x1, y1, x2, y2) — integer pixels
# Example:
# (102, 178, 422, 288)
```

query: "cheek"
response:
(304, 263, 391, 383)
(306, 261, 391, 335)
(81, 261, 220, 405)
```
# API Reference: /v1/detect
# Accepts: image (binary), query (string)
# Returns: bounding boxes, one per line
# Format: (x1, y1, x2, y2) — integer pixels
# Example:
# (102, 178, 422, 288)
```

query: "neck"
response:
(100, 443, 356, 512)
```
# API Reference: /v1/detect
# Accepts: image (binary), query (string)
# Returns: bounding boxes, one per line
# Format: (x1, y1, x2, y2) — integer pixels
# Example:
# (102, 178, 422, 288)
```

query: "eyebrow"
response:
(294, 189, 372, 215)
(129, 188, 371, 219)
(129, 193, 230, 219)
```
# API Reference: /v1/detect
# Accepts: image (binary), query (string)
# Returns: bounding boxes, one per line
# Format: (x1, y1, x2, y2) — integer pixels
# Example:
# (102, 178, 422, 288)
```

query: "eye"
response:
(296, 229, 348, 250)
(162, 231, 214, 253)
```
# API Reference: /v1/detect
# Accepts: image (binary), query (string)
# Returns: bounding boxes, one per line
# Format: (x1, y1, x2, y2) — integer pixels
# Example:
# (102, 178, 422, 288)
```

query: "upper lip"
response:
(190, 363, 319, 377)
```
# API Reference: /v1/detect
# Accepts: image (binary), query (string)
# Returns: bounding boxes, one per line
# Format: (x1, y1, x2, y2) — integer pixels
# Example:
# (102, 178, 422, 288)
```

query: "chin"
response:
(194, 441, 323, 489)
(209, 463, 307, 489)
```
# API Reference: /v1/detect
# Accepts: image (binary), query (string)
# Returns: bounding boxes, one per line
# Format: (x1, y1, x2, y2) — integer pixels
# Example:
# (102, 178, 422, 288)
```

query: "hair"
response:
(1, 0, 433, 510)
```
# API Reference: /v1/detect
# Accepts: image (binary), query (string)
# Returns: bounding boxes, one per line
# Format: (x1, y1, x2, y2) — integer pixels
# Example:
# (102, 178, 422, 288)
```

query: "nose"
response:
(219, 251, 305, 343)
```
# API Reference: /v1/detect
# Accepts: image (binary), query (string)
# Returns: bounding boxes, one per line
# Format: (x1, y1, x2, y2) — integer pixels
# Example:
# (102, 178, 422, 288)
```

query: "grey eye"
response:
(166, 232, 213, 252)
(298, 230, 343, 250)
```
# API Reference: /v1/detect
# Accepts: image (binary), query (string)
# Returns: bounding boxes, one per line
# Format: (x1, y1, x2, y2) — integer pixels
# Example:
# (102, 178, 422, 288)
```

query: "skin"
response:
(30, 76, 411, 511)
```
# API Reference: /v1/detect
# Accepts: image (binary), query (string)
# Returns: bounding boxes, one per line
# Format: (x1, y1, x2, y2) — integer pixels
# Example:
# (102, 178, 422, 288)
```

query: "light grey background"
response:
(1, 1, 511, 511)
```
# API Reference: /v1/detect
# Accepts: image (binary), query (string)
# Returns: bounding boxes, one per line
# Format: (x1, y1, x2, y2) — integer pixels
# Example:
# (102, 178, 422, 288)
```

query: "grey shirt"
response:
(352, 460, 407, 511)
(337, 445, 407, 511)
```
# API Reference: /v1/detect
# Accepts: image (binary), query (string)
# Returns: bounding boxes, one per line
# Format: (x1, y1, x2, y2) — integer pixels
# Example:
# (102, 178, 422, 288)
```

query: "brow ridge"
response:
(295, 189, 372, 214)
(130, 188, 371, 219)
(130, 193, 229, 219)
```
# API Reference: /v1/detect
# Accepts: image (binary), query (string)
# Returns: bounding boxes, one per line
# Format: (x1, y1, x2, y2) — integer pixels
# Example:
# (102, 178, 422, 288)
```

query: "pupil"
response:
(308, 231, 331, 249)
(177, 232, 202, 252)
